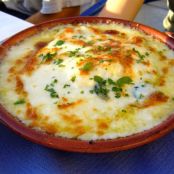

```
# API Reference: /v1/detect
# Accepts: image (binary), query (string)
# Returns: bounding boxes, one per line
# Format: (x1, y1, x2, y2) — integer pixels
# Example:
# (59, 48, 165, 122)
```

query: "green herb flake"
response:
(80, 90, 84, 94)
(71, 76, 76, 82)
(45, 85, 58, 98)
(97, 46, 112, 52)
(63, 84, 70, 88)
(125, 93, 129, 97)
(132, 48, 149, 63)
(58, 64, 65, 67)
(99, 59, 113, 63)
(98, 46, 104, 50)
(86, 41, 94, 45)
(55, 40, 64, 46)
(121, 109, 127, 113)
(44, 79, 59, 98)
(90, 75, 133, 100)
(92, 76, 109, 99)
(116, 76, 133, 87)
(80, 62, 93, 71)
(94, 84, 109, 99)
(14, 99, 25, 105)
(69, 48, 81, 57)
(89, 90, 94, 94)
(159, 51, 163, 54)
(53, 59, 63, 65)
(54, 29, 60, 32)
(115, 93, 121, 98)
(139, 94, 144, 99)
(50, 79, 58, 86)
(72, 35, 85, 39)
(145, 52, 150, 56)
(108, 78, 116, 85)
(94, 75, 104, 84)
(99, 60, 105, 63)
(39, 52, 57, 63)
(112, 87, 122, 92)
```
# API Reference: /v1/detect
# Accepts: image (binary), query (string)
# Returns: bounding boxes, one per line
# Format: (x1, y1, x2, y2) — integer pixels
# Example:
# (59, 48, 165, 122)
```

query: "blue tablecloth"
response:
(1, 123, 174, 174)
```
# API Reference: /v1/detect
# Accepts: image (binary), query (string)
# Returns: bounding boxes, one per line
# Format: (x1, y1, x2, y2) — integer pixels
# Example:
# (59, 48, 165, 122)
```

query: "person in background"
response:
(163, 0, 174, 32)
(1, 0, 174, 32)
(0, 0, 96, 24)
(98, 0, 174, 32)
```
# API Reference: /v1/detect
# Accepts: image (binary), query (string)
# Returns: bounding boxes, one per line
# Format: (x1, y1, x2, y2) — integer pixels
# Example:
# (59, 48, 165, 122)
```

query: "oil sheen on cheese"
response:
(0, 23, 174, 140)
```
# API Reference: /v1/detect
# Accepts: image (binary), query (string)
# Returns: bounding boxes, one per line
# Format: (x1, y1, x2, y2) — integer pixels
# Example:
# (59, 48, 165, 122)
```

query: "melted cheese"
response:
(0, 23, 174, 140)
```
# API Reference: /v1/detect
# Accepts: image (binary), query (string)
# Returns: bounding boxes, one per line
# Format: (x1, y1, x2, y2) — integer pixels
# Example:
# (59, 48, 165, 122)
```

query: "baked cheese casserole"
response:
(0, 22, 174, 140)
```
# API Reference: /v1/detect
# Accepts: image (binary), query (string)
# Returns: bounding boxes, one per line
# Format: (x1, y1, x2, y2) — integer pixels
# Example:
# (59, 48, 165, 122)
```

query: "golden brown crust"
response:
(139, 92, 168, 108)
(57, 100, 83, 110)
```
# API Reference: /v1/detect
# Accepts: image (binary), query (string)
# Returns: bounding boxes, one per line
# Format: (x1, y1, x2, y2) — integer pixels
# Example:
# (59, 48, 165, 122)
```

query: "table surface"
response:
(0, 11, 33, 43)
(0, 11, 174, 174)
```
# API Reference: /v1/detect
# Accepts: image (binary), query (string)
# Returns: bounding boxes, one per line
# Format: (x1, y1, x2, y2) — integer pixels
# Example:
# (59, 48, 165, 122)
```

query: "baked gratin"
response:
(0, 22, 174, 141)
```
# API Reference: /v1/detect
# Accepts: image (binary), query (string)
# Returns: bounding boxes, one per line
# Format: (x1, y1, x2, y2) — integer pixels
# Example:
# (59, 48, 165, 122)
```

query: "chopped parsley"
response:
(80, 62, 93, 71)
(44, 79, 59, 98)
(71, 76, 76, 82)
(99, 59, 112, 63)
(112, 87, 122, 92)
(55, 40, 64, 46)
(97, 46, 105, 51)
(108, 78, 116, 85)
(145, 52, 150, 56)
(94, 75, 104, 84)
(116, 76, 133, 87)
(139, 94, 144, 99)
(54, 29, 60, 32)
(86, 41, 94, 45)
(39, 52, 57, 63)
(92, 84, 109, 99)
(69, 48, 81, 57)
(89, 90, 94, 94)
(132, 48, 149, 63)
(97, 45, 112, 52)
(121, 109, 127, 113)
(58, 64, 65, 67)
(63, 84, 70, 88)
(91, 76, 109, 99)
(53, 59, 63, 65)
(125, 93, 129, 97)
(14, 99, 25, 105)
(80, 90, 84, 94)
(115, 93, 121, 98)
(114, 76, 133, 99)
(51, 79, 58, 85)
(72, 35, 85, 39)
(90, 76, 133, 100)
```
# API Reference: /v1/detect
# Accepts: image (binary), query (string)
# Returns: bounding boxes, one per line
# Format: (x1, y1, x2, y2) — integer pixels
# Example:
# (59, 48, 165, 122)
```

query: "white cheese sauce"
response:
(0, 23, 174, 140)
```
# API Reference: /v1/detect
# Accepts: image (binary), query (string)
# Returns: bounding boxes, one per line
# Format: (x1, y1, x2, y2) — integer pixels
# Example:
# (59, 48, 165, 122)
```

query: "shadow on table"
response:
(0, 124, 174, 174)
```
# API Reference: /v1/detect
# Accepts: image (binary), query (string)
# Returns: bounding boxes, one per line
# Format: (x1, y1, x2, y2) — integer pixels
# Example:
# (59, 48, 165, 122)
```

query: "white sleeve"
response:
(40, 0, 63, 14)
(40, 0, 96, 14)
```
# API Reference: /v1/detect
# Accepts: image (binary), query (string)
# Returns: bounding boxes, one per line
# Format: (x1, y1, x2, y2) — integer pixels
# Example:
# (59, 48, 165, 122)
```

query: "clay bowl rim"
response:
(0, 16, 174, 153)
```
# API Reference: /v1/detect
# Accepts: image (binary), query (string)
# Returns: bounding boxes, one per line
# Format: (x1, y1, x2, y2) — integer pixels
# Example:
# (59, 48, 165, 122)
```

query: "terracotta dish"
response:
(0, 17, 174, 153)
